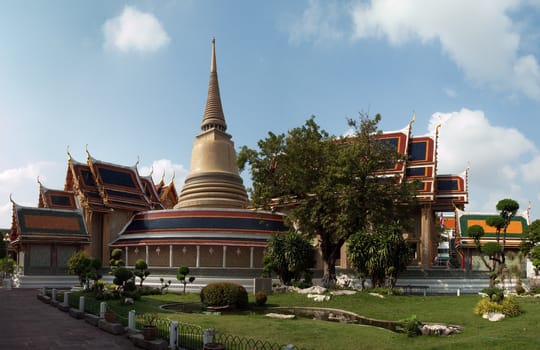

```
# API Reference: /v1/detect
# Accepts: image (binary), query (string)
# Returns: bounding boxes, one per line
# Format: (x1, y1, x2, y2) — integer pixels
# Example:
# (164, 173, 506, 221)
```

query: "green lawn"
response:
(80, 291, 540, 350)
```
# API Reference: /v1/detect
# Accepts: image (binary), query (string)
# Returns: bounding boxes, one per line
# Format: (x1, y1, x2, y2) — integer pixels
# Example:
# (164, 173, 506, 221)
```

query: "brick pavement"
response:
(0, 287, 138, 349)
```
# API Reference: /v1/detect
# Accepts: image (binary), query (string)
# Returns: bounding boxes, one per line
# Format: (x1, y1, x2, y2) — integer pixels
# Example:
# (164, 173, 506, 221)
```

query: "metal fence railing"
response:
(57, 290, 306, 350)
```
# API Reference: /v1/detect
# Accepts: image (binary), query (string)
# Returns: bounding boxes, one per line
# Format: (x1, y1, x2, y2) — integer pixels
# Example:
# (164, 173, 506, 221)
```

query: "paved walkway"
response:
(0, 287, 138, 349)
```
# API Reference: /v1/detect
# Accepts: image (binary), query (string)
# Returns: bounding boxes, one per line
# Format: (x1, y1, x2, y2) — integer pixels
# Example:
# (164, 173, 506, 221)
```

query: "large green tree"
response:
(520, 219, 540, 276)
(238, 115, 418, 286)
(521, 219, 540, 255)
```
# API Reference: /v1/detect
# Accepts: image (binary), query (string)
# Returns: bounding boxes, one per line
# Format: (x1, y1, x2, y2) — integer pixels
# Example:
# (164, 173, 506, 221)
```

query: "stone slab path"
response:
(0, 288, 138, 349)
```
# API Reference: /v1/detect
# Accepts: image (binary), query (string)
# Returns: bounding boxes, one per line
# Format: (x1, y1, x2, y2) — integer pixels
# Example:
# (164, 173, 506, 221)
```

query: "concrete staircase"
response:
(13, 274, 80, 289)
(11, 268, 496, 295)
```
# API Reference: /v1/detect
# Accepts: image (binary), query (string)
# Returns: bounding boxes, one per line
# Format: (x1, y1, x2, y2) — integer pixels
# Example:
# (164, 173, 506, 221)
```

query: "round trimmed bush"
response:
(200, 282, 248, 309)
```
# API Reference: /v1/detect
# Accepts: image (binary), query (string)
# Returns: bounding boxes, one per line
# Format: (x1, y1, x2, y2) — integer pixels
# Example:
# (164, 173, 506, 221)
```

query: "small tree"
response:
(113, 266, 134, 294)
(531, 245, 540, 274)
(176, 265, 195, 293)
(263, 231, 316, 286)
(467, 224, 499, 287)
(348, 223, 413, 288)
(68, 251, 93, 288)
(133, 259, 150, 287)
(109, 248, 124, 272)
(0, 257, 15, 277)
(88, 258, 102, 289)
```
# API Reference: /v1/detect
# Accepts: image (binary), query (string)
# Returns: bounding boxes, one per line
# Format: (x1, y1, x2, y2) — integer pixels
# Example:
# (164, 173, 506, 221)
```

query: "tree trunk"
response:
(322, 257, 337, 288)
(320, 237, 342, 288)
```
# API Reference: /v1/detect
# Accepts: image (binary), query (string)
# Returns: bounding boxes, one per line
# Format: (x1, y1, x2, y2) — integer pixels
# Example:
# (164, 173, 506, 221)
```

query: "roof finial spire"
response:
(201, 37, 227, 132)
(211, 36, 216, 73)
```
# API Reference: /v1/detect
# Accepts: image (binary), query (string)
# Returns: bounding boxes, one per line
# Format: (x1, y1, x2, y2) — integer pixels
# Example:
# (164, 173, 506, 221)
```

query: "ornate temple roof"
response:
(10, 201, 89, 245)
(433, 171, 469, 210)
(370, 118, 468, 209)
(156, 174, 178, 209)
(110, 208, 287, 247)
(38, 180, 78, 210)
(65, 151, 164, 212)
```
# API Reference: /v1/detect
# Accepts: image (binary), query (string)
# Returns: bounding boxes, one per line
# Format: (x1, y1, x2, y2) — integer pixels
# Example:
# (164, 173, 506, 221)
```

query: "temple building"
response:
(7, 39, 472, 285)
(442, 209, 529, 271)
(7, 39, 287, 284)
(336, 122, 470, 269)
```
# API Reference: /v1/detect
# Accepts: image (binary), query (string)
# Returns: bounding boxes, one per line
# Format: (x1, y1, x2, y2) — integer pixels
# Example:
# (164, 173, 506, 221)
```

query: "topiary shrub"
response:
(255, 291, 268, 306)
(481, 287, 504, 302)
(500, 297, 522, 317)
(200, 282, 249, 309)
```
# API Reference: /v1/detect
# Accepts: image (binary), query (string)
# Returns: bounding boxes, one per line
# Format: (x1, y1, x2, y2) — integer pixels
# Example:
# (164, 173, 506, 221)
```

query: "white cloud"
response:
(350, 0, 540, 99)
(103, 6, 170, 54)
(139, 159, 188, 190)
(443, 87, 457, 98)
(286, 1, 540, 100)
(0, 202, 12, 228)
(521, 155, 540, 182)
(428, 108, 538, 213)
(0, 162, 55, 192)
(0, 161, 59, 228)
(286, 0, 347, 46)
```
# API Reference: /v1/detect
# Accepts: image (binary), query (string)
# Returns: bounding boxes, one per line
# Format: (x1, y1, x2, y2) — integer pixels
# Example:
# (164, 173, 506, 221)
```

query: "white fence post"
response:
(51, 288, 56, 302)
(78, 296, 85, 312)
(170, 320, 178, 349)
(128, 310, 136, 330)
(63, 291, 70, 307)
(203, 328, 215, 345)
(99, 302, 107, 318)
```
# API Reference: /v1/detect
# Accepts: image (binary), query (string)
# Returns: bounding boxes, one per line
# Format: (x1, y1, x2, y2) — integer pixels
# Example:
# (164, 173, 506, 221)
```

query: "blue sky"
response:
(2, 0, 540, 227)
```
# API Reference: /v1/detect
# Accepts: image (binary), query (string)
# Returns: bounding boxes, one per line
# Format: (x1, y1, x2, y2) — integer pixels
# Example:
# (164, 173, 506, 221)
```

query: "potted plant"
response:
(140, 312, 158, 341)
(104, 308, 117, 322)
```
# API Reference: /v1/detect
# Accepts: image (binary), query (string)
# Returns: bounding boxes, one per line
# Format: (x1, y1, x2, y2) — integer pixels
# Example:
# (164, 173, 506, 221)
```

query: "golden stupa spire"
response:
(176, 38, 248, 209)
(201, 37, 227, 133)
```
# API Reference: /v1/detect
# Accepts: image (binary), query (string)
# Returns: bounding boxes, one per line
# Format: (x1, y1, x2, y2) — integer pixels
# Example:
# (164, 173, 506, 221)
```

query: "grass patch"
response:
(69, 290, 540, 350)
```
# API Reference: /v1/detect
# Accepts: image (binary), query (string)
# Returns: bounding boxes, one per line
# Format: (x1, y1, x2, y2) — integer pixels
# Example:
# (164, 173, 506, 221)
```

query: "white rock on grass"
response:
(368, 292, 385, 299)
(482, 312, 505, 322)
(307, 294, 330, 302)
(420, 324, 462, 336)
(265, 313, 296, 319)
(298, 286, 327, 294)
(336, 274, 353, 288)
(330, 290, 357, 296)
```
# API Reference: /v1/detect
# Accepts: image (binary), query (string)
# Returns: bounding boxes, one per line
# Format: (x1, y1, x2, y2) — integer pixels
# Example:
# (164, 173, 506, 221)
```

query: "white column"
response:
(63, 291, 70, 307)
(78, 296, 85, 312)
(170, 320, 178, 349)
(196, 245, 200, 268)
(250, 247, 254, 268)
(145, 245, 149, 264)
(51, 288, 56, 302)
(128, 310, 136, 330)
(222, 246, 227, 268)
(100, 302, 107, 318)
(169, 245, 173, 268)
